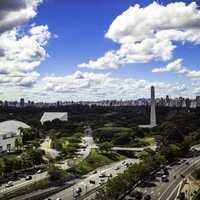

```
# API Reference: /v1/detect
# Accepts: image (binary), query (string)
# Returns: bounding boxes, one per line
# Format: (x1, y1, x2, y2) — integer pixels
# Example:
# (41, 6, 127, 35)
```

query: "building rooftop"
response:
(0, 120, 30, 135)
(40, 112, 68, 123)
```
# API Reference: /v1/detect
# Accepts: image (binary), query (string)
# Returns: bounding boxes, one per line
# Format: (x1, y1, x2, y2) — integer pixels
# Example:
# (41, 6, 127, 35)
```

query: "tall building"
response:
(20, 98, 25, 108)
(196, 96, 200, 107)
(139, 86, 157, 128)
(150, 86, 156, 127)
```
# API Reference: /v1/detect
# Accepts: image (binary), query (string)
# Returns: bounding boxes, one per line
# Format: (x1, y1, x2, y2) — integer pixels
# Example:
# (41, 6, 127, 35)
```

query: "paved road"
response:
(58, 135, 96, 170)
(40, 137, 60, 159)
(112, 145, 156, 152)
(0, 171, 48, 197)
(133, 155, 200, 200)
(159, 156, 200, 200)
(44, 159, 139, 200)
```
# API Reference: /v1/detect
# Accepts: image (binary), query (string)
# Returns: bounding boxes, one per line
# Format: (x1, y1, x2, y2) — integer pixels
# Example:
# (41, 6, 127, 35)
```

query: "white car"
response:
(5, 181, 14, 188)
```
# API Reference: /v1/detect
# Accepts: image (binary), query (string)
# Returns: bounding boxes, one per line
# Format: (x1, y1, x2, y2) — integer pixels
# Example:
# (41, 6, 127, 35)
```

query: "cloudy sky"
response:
(0, 0, 200, 102)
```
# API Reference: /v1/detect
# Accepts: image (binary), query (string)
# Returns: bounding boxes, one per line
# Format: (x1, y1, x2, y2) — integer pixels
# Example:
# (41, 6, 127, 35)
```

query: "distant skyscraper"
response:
(166, 95, 170, 106)
(20, 98, 25, 108)
(150, 86, 156, 127)
(196, 96, 200, 107)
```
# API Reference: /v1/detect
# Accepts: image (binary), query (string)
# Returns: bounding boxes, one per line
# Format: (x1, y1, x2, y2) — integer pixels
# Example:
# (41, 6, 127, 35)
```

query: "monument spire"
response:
(139, 86, 157, 128)
(150, 86, 157, 127)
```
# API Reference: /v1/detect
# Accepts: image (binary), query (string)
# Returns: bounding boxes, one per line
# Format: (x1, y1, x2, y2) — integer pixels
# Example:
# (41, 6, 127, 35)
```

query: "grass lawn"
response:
(58, 137, 69, 148)
(71, 149, 125, 175)
(96, 127, 133, 132)
(140, 137, 156, 146)
(192, 168, 200, 180)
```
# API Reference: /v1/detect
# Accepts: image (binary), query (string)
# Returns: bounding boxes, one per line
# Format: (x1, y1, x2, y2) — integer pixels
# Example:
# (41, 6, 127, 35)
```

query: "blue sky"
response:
(0, 0, 200, 101)
(36, 0, 200, 79)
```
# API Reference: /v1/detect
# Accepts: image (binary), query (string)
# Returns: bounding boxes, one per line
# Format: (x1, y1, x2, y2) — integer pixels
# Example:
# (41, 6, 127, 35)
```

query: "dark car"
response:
(144, 194, 151, 200)
(181, 174, 185, 179)
(75, 187, 82, 193)
(89, 180, 96, 184)
(74, 192, 81, 198)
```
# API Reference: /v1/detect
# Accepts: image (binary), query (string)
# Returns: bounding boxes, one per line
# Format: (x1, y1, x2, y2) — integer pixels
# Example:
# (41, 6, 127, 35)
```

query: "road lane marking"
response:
(158, 157, 200, 200)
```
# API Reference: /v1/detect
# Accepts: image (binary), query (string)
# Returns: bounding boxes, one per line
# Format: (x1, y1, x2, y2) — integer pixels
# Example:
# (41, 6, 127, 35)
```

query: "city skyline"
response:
(1, 1, 200, 101)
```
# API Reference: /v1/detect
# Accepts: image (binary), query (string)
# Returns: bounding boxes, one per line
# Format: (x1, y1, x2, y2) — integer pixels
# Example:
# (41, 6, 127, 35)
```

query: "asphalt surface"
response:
(112, 145, 156, 152)
(0, 171, 48, 196)
(81, 155, 200, 200)
(133, 155, 200, 200)
(40, 137, 60, 159)
(44, 159, 139, 200)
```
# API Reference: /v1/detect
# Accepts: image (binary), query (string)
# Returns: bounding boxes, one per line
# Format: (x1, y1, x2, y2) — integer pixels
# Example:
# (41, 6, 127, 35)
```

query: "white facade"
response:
(40, 112, 68, 124)
(0, 120, 30, 152)
(150, 86, 157, 127)
(139, 86, 157, 129)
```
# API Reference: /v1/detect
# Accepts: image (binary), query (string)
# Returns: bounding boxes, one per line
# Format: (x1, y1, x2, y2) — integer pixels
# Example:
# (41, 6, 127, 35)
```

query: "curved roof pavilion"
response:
(0, 120, 30, 135)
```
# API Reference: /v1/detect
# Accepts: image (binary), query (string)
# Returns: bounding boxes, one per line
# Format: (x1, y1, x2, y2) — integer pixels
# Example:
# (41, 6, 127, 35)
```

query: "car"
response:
(125, 163, 130, 168)
(156, 171, 164, 176)
(74, 192, 81, 198)
(56, 198, 62, 200)
(75, 187, 82, 193)
(5, 181, 14, 188)
(115, 166, 120, 170)
(174, 175, 176, 179)
(89, 180, 95, 184)
(130, 190, 143, 198)
(185, 161, 190, 165)
(25, 175, 32, 180)
(163, 170, 169, 176)
(93, 170, 97, 174)
(161, 175, 169, 182)
(37, 169, 42, 174)
(99, 173, 106, 178)
(181, 174, 185, 179)
(144, 194, 151, 200)
(107, 173, 112, 178)
(100, 179, 105, 183)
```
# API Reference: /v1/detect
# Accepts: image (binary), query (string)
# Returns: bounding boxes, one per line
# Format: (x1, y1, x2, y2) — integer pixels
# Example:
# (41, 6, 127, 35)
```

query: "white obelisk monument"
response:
(139, 86, 157, 128)
(150, 86, 156, 127)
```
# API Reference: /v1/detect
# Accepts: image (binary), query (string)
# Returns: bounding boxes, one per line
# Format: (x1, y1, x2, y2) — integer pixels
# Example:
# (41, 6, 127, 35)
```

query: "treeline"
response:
(0, 104, 194, 126)
(0, 149, 45, 177)
(93, 127, 146, 147)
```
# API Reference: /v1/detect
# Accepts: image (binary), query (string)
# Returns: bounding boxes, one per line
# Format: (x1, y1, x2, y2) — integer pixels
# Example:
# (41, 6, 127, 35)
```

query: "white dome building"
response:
(0, 120, 30, 152)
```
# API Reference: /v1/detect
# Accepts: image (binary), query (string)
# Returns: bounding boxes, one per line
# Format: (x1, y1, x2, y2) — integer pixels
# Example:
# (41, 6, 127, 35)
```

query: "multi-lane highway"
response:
(133, 155, 200, 200)
(158, 156, 200, 200)
(44, 159, 139, 200)
(0, 171, 48, 198)
(79, 155, 200, 200)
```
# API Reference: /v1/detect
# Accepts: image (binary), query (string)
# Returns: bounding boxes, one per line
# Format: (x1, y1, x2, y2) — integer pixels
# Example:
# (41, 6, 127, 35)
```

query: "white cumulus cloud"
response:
(29, 71, 190, 101)
(79, 2, 200, 69)
(0, 0, 42, 34)
(0, 25, 51, 87)
(152, 59, 184, 73)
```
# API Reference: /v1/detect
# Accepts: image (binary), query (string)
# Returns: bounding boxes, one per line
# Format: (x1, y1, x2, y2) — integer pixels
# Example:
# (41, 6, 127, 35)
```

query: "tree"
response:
(99, 142, 113, 153)
(15, 134, 23, 150)
(160, 144, 181, 162)
(0, 160, 5, 176)
(48, 164, 64, 182)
